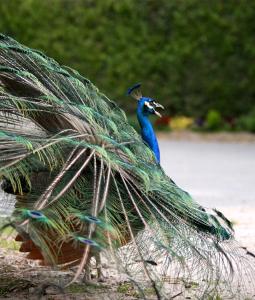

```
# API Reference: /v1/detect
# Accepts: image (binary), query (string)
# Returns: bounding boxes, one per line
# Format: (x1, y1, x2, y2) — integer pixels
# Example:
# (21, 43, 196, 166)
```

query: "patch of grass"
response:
(67, 282, 104, 294)
(184, 280, 199, 289)
(0, 239, 20, 250)
(0, 222, 20, 250)
(144, 287, 156, 296)
(117, 282, 139, 297)
(117, 282, 133, 293)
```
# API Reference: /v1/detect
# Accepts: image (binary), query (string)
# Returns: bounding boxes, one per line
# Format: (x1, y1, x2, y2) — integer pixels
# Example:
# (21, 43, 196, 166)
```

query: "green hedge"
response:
(0, 0, 254, 118)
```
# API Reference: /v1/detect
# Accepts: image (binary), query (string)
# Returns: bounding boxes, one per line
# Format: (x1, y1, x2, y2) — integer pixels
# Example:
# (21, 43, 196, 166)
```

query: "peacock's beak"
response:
(144, 100, 164, 117)
(154, 111, 162, 118)
(154, 102, 164, 109)
(153, 102, 164, 118)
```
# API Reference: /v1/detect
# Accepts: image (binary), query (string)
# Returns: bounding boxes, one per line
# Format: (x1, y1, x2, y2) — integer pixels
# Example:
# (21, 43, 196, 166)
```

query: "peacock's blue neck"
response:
(137, 105, 160, 163)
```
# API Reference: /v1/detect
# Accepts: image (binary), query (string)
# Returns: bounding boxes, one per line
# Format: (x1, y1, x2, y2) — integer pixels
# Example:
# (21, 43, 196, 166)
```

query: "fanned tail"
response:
(0, 34, 254, 299)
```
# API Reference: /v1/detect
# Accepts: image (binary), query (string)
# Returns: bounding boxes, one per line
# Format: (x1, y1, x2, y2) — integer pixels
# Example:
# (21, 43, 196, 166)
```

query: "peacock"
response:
(0, 34, 254, 299)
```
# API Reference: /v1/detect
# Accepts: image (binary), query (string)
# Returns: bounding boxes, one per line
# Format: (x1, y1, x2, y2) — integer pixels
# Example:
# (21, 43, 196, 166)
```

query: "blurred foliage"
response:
(170, 116, 193, 130)
(205, 109, 223, 131)
(154, 116, 171, 131)
(0, 0, 254, 119)
(236, 109, 255, 133)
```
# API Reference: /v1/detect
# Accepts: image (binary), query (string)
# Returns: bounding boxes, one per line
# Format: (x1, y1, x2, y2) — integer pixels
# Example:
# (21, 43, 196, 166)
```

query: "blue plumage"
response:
(136, 97, 161, 163)
(127, 84, 164, 163)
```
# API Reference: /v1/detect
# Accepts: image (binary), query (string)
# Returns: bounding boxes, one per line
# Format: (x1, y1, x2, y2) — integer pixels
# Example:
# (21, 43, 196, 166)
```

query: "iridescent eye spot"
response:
(144, 101, 154, 110)
(79, 214, 102, 224)
(28, 210, 45, 219)
(77, 237, 100, 248)
(85, 215, 101, 224)
(81, 239, 94, 245)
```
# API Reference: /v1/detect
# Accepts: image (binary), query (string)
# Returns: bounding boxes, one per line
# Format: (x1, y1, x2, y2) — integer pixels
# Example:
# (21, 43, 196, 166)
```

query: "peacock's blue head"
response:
(138, 97, 164, 117)
(127, 83, 164, 117)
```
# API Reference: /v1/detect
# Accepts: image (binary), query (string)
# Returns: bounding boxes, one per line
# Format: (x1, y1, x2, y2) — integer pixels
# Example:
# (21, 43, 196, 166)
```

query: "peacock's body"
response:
(0, 34, 254, 299)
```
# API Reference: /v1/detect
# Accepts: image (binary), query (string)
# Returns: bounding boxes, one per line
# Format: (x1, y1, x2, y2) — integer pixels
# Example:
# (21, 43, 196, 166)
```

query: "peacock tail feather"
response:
(0, 34, 254, 299)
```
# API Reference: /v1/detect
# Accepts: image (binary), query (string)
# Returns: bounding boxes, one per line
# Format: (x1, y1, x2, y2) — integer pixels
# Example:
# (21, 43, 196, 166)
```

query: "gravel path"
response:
(159, 137, 255, 251)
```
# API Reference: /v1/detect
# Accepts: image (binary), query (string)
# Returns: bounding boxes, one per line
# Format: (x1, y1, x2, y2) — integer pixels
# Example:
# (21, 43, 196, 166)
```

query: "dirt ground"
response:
(0, 247, 135, 300)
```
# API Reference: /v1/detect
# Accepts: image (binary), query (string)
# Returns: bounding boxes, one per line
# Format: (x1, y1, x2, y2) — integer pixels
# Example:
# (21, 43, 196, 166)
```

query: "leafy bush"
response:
(0, 0, 254, 120)
(205, 110, 223, 131)
(236, 109, 255, 133)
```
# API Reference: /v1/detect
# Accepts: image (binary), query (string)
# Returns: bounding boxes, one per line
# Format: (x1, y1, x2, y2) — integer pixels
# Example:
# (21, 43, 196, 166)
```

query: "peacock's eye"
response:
(144, 101, 154, 110)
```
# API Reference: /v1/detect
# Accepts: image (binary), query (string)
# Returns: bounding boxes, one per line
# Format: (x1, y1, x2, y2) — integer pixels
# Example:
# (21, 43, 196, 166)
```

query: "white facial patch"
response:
(144, 101, 154, 110)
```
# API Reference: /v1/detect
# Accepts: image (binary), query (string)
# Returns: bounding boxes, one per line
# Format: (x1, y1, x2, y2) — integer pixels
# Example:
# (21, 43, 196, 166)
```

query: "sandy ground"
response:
(217, 206, 255, 251)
